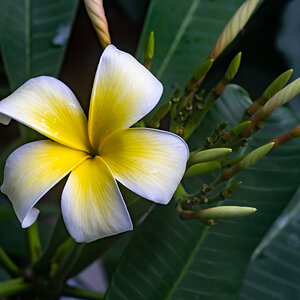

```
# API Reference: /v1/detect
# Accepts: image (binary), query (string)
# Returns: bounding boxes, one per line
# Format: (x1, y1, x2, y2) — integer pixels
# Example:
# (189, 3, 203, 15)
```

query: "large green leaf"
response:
(105, 85, 300, 299)
(136, 0, 246, 111)
(240, 187, 300, 299)
(0, 0, 79, 91)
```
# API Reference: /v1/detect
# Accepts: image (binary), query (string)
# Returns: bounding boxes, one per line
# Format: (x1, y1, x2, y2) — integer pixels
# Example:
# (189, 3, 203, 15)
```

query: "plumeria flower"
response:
(0, 45, 189, 243)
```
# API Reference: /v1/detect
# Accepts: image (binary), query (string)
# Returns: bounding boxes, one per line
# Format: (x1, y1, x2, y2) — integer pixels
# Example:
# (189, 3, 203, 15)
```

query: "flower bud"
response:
(188, 148, 232, 166)
(225, 52, 242, 81)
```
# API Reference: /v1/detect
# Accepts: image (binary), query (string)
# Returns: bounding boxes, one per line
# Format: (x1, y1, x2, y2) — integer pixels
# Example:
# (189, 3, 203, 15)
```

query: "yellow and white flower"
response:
(0, 45, 189, 242)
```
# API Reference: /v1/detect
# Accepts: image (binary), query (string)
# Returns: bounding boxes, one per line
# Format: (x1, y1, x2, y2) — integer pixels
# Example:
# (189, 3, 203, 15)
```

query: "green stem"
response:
(201, 177, 224, 194)
(46, 242, 84, 299)
(26, 222, 41, 263)
(184, 91, 217, 140)
(50, 237, 74, 277)
(0, 247, 20, 277)
(62, 285, 104, 300)
(221, 155, 245, 168)
(206, 181, 242, 204)
(173, 183, 190, 201)
(34, 214, 69, 272)
(0, 278, 33, 297)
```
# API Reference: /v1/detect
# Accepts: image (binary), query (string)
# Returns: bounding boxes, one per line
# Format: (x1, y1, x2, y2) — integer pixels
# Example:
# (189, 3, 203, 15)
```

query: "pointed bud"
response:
(225, 52, 242, 81)
(184, 161, 222, 177)
(186, 60, 214, 92)
(208, 0, 259, 59)
(148, 101, 172, 128)
(238, 142, 274, 170)
(244, 70, 294, 120)
(188, 148, 232, 166)
(193, 60, 214, 81)
(180, 206, 257, 225)
(144, 31, 155, 70)
(221, 143, 274, 180)
(214, 53, 242, 97)
(84, 0, 111, 48)
(262, 78, 300, 117)
(144, 31, 154, 60)
(232, 121, 251, 135)
(227, 181, 243, 193)
(263, 69, 293, 100)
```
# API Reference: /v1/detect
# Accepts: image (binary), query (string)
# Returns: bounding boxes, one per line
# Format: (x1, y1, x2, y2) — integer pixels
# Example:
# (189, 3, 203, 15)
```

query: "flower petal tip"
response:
(21, 207, 40, 228)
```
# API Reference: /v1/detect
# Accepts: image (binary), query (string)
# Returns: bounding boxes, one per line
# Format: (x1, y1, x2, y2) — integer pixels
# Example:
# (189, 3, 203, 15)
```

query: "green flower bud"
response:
(144, 31, 154, 60)
(263, 69, 293, 100)
(188, 148, 232, 166)
(225, 52, 242, 81)
(180, 206, 257, 225)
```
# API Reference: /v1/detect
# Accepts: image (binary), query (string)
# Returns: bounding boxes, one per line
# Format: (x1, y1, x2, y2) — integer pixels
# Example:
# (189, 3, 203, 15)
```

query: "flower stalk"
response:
(26, 222, 41, 263)
(0, 278, 33, 297)
(205, 181, 243, 204)
(268, 125, 300, 150)
(0, 247, 20, 277)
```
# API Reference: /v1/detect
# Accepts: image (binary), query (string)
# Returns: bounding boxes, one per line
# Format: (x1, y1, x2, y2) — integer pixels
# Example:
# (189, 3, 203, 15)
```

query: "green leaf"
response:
(0, 0, 79, 90)
(240, 186, 300, 299)
(0, 201, 27, 258)
(105, 85, 300, 299)
(136, 0, 249, 114)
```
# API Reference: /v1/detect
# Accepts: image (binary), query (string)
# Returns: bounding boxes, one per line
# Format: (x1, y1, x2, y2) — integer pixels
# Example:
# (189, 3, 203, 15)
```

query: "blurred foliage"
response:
(277, 0, 300, 112)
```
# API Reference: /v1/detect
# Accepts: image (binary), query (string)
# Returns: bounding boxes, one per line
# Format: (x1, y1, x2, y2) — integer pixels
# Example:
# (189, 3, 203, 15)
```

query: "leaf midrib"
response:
(156, 0, 200, 80)
(164, 226, 209, 300)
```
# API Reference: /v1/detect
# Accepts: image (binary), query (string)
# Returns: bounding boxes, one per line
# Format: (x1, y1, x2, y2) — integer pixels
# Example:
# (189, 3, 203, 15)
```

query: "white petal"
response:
(62, 156, 133, 243)
(100, 128, 189, 204)
(88, 45, 163, 149)
(1, 140, 88, 227)
(0, 76, 91, 152)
